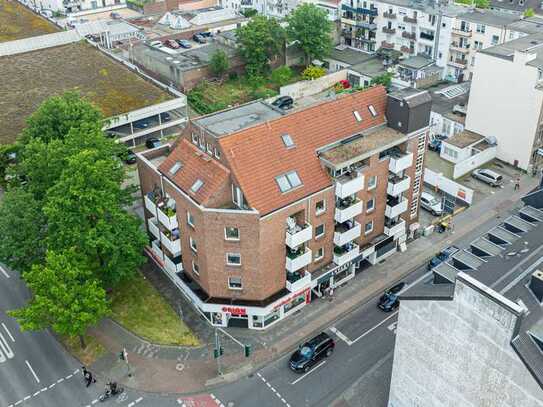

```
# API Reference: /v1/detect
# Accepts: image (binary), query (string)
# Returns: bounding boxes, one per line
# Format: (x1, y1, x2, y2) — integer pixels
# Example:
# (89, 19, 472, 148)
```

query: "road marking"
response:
(2, 323, 15, 342)
(23, 396, 30, 401)
(48, 383, 55, 389)
(329, 326, 353, 346)
(33, 391, 40, 397)
(351, 312, 399, 345)
(65, 374, 73, 379)
(25, 360, 40, 383)
(0, 332, 14, 363)
(57, 378, 64, 383)
(256, 372, 291, 407)
(0, 265, 10, 278)
(387, 322, 398, 334)
(290, 360, 326, 385)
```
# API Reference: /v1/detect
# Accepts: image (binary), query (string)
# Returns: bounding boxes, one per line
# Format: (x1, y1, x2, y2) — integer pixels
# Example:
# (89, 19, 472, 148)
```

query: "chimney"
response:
(529, 269, 543, 303)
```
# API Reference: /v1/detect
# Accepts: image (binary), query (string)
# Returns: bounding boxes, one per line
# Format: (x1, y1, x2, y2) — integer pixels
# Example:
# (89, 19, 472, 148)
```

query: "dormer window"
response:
(281, 133, 295, 148)
(169, 161, 182, 175)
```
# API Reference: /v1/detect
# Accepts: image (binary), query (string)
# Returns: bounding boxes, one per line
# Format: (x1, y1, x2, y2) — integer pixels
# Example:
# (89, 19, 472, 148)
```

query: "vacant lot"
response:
(0, 41, 172, 143)
(0, 0, 58, 42)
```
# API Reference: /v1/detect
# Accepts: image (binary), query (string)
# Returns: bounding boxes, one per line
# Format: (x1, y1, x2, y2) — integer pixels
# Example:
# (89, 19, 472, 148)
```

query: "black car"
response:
(378, 282, 406, 312)
(124, 150, 137, 164)
(176, 39, 192, 49)
(289, 332, 335, 373)
(193, 34, 207, 44)
(145, 137, 161, 149)
(272, 95, 293, 110)
(160, 112, 171, 122)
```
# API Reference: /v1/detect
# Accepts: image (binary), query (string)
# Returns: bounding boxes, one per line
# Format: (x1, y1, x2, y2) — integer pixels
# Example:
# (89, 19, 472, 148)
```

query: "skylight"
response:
(353, 111, 362, 122)
(276, 171, 302, 193)
(368, 105, 378, 117)
(169, 161, 182, 175)
(281, 134, 295, 148)
(190, 179, 204, 193)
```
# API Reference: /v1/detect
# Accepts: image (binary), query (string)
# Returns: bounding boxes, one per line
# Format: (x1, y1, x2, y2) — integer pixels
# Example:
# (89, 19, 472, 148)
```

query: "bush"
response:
(250, 87, 277, 100)
(271, 66, 293, 87)
(228, 71, 239, 81)
(246, 74, 266, 89)
(302, 65, 326, 80)
(241, 8, 258, 17)
(187, 86, 227, 114)
(525, 7, 535, 16)
(209, 49, 229, 78)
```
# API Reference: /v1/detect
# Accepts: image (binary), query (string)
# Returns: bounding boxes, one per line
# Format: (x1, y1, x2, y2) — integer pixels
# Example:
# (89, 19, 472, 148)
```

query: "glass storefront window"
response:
(263, 309, 281, 326)
(284, 293, 306, 314)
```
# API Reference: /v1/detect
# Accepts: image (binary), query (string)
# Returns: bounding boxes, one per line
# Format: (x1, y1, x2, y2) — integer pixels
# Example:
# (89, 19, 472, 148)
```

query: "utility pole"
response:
(213, 327, 252, 376)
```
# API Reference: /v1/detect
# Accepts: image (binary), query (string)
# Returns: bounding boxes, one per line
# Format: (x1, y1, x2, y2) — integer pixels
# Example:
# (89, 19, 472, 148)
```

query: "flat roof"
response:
(444, 130, 485, 149)
(0, 0, 58, 42)
(507, 16, 543, 35)
(328, 46, 374, 66)
(350, 56, 388, 78)
(481, 32, 543, 61)
(427, 82, 470, 117)
(371, 0, 465, 16)
(319, 125, 407, 166)
(457, 9, 518, 27)
(399, 55, 433, 70)
(0, 41, 171, 144)
(193, 100, 284, 137)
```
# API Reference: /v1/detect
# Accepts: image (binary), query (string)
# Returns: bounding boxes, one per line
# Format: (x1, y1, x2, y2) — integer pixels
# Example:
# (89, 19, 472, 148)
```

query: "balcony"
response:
(333, 243, 360, 266)
(389, 152, 413, 174)
(381, 41, 395, 49)
(145, 193, 178, 230)
(286, 271, 312, 292)
(400, 45, 415, 54)
(341, 4, 378, 16)
(419, 32, 435, 42)
(334, 221, 361, 246)
(335, 198, 363, 223)
(148, 217, 160, 239)
(450, 43, 470, 53)
(447, 59, 468, 69)
(164, 255, 183, 275)
(382, 27, 396, 35)
(286, 247, 312, 273)
(357, 21, 377, 30)
(285, 223, 313, 249)
(160, 230, 181, 256)
(151, 239, 163, 259)
(335, 173, 364, 199)
(403, 16, 417, 24)
(402, 31, 416, 40)
(387, 175, 411, 196)
(452, 28, 472, 37)
(341, 16, 356, 26)
(384, 219, 406, 237)
(383, 11, 396, 18)
(385, 197, 408, 218)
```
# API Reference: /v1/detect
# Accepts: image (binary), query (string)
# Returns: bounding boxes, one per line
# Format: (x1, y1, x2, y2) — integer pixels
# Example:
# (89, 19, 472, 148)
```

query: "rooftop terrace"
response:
(0, 0, 58, 43)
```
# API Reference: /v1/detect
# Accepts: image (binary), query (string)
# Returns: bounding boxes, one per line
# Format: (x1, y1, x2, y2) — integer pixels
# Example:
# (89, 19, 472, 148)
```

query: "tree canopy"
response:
(209, 49, 230, 77)
(236, 15, 286, 77)
(286, 4, 333, 66)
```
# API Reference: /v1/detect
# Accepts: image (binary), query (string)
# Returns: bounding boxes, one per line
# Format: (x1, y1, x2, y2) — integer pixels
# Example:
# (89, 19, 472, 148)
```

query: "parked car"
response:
(150, 40, 163, 48)
(145, 137, 161, 149)
(272, 95, 294, 110)
(378, 282, 406, 312)
(471, 168, 503, 187)
(134, 119, 150, 129)
(427, 246, 459, 270)
(193, 34, 207, 44)
(199, 31, 213, 37)
(124, 150, 137, 164)
(420, 191, 443, 216)
(289, 333, 335, 373)
(110, 11, 121, 19)
(164, 39, 180, 49)
(176, 39, 192, 49)
(428, 139, 442, 152)
(160, 112, 171, 122)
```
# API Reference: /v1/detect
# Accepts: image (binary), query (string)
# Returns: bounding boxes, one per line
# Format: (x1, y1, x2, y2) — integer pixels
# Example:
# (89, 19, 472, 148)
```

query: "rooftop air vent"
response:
(529, 269, 543, 303)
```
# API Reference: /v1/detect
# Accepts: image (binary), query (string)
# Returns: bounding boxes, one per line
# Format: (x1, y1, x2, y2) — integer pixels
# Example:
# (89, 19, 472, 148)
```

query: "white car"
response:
(420, 192, 443, 216)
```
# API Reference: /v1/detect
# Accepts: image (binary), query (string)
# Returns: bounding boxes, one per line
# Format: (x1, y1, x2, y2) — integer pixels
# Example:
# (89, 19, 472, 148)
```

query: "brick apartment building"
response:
(136, 85, 431, 330)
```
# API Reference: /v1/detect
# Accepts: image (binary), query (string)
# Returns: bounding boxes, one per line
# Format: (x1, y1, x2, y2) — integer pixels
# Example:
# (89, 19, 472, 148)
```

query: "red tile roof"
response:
(218, 86, 388, 215)
(158, 139, 230, 206)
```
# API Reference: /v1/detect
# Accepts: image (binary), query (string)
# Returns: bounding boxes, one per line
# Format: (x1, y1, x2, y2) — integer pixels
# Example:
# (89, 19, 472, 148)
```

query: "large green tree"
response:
(236, 15, 286, 77)
(9, 250, 109, 348)
(44, 149, 147, 287)
(0, 189, 46, 272)
(286, 4, 333, 66)
(210, 49, 230, 77)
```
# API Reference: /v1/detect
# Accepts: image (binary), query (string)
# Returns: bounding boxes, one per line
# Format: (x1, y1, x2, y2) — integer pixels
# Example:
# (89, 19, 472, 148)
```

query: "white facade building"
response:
(465, 32, 543, 170)
(25, 0, 124, 14)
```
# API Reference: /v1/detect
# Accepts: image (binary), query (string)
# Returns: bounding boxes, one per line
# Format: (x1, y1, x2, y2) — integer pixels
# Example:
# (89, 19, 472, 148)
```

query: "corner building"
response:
(136, 86, 431, 329)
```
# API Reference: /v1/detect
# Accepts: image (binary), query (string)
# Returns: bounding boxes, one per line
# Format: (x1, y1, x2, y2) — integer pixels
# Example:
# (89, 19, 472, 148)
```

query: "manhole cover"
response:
(227, 402, 235, 407)
(175, 363, 185, 371)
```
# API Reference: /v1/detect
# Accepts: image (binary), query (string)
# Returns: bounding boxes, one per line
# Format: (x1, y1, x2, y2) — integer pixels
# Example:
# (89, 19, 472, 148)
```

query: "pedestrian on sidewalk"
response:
(82, 366, 96, 387)
(514, 176, 520, 191)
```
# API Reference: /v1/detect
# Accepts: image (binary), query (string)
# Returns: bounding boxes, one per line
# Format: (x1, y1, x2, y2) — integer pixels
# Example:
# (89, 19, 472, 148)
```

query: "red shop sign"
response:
(222, 306, 247, 315)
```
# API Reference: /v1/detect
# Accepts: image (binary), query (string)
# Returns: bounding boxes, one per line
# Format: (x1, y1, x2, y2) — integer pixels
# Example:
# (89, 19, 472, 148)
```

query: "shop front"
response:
(312, 261, 356, 297)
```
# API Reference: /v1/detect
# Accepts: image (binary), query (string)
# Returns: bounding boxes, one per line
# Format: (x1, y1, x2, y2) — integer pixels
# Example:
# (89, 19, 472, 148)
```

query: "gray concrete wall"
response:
(388, 278, 543, 407)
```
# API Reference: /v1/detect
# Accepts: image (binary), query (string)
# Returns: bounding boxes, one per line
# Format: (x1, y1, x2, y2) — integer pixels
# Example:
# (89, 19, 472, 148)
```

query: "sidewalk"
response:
(89, 173, 539, 395)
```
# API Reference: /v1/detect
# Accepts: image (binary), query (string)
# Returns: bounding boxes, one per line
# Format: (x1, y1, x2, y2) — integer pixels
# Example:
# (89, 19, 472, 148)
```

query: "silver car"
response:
(471, 168, 503, 187)
(420, 192, 443, 216)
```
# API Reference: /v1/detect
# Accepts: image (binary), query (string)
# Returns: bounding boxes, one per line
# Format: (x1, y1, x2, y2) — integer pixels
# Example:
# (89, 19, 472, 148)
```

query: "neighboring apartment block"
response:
(136, 86, 431, 330)
(466, 32, 543, 171)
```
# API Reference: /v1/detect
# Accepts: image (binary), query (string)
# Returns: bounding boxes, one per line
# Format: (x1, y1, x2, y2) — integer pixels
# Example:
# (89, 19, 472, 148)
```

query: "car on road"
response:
(427, 245, 459, 270)
(471, 168, 503, 187)
(420, 191, 443, 216)
(145, 137, 161, 149)
(176, 39, 192, 48)
(164, 39, 180, 49)
(289, 332, 335, 373)
(193, 33, 207, 44)
(378, 282, 406, 312)
(271, 95, 294, 110)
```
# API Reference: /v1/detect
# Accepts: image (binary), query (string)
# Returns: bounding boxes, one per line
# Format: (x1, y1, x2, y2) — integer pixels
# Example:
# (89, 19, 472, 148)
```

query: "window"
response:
(225, 227, 240, 240)
(207, 143, 213, 154)
(491, 35, 499, 45)
(190, 179, 204, 193)
(281, 134, 295, 148)
(276, 171, 302, 193)
(228, 276, 242, 290)
(314, 247, 324, 262)
(366, 197, 375, 212)
(226, 253, 241, 266)
(365, 221, 374, 235)
(214, 147, 221, 159)
(190, 237, 197, 252)
(187, 212, 195, 227)
(353, 110, 362, 122)
(315, 224, 325, 238)
(191, 133, 198, 144)
(192, 261, 199, 275)
(471, 56, 476, 67)
(443, 146, 458, 159)
(476, 24, 485, 33)
(368, 105, 378, 117)
(315, 200, 326, 215)
(474, 40, 483, 50)
(367, 175, 377, 190)
(169, 160, 182, 175)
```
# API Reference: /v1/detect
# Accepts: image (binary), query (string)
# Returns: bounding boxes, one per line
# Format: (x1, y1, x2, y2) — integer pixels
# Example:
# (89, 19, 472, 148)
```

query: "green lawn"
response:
(110, 272, 199, 346)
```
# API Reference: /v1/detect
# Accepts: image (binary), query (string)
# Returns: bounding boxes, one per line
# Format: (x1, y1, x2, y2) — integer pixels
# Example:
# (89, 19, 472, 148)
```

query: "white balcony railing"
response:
(285, 223, 313, 249)
(334, 221, 361, 246)
(160, 231, 182, 256)
(286, 248, 312, 273)
(335, 199, 363, 223)
(384, 219, 406, 237)
(164, 255, 183, 276)
(385, 198, 409, 218)
(151, 239, 164, 260)
(333, 243, 360, 266)
(157, 206, 178, 230)
(144, 194, 157, 214)
(286, 271, 312, 293)
(335, 173, 365, 199)
(388, 153, 413, 174)
(387, 175, 411, 196)
(148, 217, 160, 239)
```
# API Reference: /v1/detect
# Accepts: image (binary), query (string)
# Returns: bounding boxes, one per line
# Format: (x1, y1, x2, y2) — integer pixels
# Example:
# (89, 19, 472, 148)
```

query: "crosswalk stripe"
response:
(0, 332, 14, 363)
